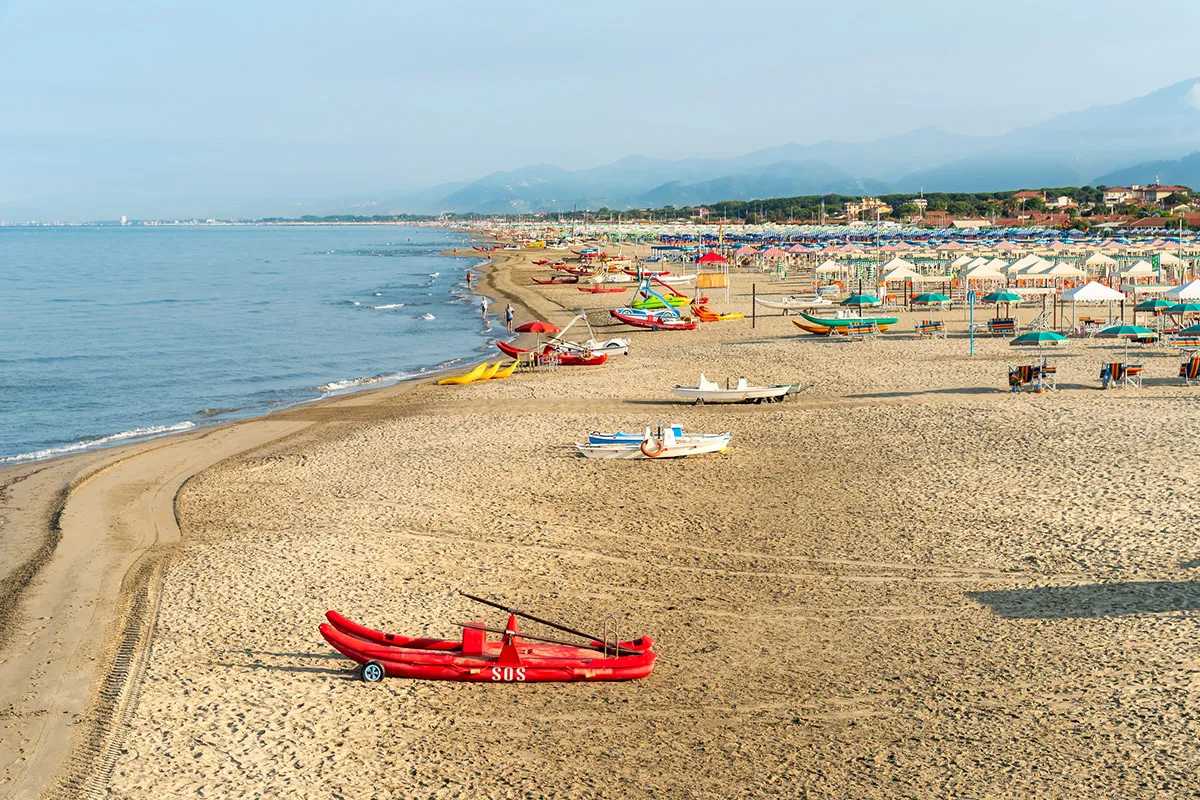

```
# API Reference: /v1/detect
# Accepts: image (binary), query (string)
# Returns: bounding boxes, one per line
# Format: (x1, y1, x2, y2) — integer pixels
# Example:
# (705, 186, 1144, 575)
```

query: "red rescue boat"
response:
(496, 339, 607, 366)
(321, 593, 656, 683)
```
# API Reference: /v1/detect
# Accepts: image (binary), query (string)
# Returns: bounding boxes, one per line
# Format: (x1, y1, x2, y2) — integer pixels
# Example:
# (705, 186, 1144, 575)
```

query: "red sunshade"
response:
(696, 251, 728, 264)
(515, 321, 561, 334)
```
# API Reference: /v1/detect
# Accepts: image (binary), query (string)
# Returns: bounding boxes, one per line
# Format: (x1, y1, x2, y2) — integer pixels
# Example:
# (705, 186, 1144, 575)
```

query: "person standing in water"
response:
(504, 303, 514, 333)
(479, 295, 489, 320)
(466, 271, 473, 289)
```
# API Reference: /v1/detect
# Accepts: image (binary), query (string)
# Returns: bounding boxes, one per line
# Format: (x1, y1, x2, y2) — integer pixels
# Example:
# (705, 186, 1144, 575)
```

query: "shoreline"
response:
(0, 246, 497, 470)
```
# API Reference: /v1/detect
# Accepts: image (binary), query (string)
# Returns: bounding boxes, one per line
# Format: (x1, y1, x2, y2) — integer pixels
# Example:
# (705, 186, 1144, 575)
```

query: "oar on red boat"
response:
(458, 591, 642, 656)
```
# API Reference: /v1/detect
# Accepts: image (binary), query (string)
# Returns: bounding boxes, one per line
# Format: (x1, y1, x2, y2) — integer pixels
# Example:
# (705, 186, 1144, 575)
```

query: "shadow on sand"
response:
(967, 581, 1200, 619)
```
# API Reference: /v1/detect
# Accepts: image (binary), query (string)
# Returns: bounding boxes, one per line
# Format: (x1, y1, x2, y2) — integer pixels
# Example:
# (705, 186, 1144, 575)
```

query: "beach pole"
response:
(752, 284, 756, 329)
(968, 289, 976, 357)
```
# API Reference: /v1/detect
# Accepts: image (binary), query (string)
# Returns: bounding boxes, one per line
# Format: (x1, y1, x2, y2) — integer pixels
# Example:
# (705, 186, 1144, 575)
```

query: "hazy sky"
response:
(3, 0, 1199, 219)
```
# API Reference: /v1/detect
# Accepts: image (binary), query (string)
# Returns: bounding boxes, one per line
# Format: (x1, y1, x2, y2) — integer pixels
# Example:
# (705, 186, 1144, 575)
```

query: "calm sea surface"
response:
(0, 225, 497, 463)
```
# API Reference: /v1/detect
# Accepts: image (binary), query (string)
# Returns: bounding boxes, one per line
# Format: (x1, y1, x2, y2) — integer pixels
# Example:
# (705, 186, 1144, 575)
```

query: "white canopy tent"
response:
(1061, 280, 1126, 327)
(879, 258, 918, 275)
(1085, 252, 1118, 268)
(1121, 260, 1155, 279)
(1166, 279, 1200, 300)
(814, 259, 846, 275)
(960, 262, 1007, 281)
(949, 254, 974, 269)
(1061, 281, 1125, 302)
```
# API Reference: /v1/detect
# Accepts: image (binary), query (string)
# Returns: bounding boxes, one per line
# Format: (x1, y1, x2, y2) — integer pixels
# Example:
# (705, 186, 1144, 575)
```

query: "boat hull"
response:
(321, 624, 656, 682)
(791, 319, 893, 334)
(798, 311, 899, 329)
(574, 433, 731, 459)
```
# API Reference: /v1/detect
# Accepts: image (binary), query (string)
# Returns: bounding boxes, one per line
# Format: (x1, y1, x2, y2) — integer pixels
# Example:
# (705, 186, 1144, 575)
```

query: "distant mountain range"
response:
(326, 77, 1200, 216)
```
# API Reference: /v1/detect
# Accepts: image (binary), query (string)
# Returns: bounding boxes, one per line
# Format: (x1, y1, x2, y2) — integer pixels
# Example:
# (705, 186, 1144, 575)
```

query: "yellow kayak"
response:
(436, 362, 488, 385)
(478, 362, 502, 380)
(489, 361, 518, 379)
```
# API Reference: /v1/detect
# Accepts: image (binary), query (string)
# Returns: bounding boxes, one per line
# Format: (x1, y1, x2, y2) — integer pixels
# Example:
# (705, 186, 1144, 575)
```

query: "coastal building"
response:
(1103, 187, 1135, 205)
(843, 197, 892, 222)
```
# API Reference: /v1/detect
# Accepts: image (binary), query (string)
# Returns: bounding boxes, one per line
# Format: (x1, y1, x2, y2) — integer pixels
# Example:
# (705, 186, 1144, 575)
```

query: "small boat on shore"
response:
(531, 275, 578, 285)
(797, 311, 899, 330)
(610, 308, 698, 331)
(322, 593, 656, 683)
(496, 340, 608, 366)
(755, 296, 833, 311)
(578, 286, 628, 294)
(574, 427, 731, 459)
(669, 374, 793, 404)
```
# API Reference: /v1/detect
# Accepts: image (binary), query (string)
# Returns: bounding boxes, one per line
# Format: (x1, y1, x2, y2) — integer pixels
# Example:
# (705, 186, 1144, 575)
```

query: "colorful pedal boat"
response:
(610, 308, 699, 331)
(321, 612, 656, 683)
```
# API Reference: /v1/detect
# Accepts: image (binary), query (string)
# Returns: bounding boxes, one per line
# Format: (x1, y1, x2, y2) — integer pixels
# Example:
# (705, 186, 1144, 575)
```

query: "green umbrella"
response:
(911, 292, 950, 305)
(842, 293, 881, 307)
(984, 290, 1022, 320)
(1135, 298, 1173, 313)
(1179, 322, 1200, 335)
(1010, 331, 1068, 347)
(1097, 324, 1156, 360)
(1010, 331, 1068, 391)
(1095, 324, 1156, 339)
(1167, 302, 1200, 316)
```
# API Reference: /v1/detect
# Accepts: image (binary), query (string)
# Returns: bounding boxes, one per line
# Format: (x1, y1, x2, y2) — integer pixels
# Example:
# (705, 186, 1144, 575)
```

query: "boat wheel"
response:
(360, 660, 385, 683)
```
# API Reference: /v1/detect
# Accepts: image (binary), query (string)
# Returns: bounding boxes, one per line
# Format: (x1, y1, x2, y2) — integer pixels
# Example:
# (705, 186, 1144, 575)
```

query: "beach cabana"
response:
(1166, 279, 1200, 300)
(1061, 280, 1125, 329)
(697, 251, 729, 264)
(961, 262, 1006, 283)
(1121, 260, 1155, 279)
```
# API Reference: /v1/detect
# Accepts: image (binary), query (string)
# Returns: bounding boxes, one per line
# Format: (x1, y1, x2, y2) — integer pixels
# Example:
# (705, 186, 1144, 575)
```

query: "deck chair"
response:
(844, 321, 879, 340)
(1171, 336, 1200, 349)
(914, 320, 946, 338)
(1180, 355, 1200, 386)
(988, 318, 1017, 336)
(1100, 362, 1125, 389)
(1032, 363, 1057, 390)
(1123, 364, 1144, 389)
(1025, 308, 1051, 331)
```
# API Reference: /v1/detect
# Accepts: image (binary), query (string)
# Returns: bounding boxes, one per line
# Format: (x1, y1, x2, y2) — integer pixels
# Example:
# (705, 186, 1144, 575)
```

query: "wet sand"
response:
(5, 247, 1200, 798)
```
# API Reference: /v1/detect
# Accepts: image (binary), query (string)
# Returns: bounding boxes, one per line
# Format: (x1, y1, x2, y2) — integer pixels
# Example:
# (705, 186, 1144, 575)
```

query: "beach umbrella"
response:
(841, 294, 881, 313)
(1096, 323, 1157, 360)
(1010, 330, 1068, 390)
(1178, 322, 1200, 336)
(696, 251, 728, 264)
(983, 289, 1022, 320)
(1135, 298, 1174, 313)
(516, 320, 560, 334)
(1010, 331, 1068, 347)
(911, 292, 950, 305)
(1167, 302, 1200, 316)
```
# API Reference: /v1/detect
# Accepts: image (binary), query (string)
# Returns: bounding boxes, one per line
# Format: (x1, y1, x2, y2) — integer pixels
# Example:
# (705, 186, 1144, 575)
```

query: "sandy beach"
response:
(4, 246, 1200, 798)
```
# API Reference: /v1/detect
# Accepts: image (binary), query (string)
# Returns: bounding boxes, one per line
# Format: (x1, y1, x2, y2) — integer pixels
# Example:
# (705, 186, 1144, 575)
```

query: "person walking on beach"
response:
(504, 303, 514, 333)
(479, 296, 489, 320)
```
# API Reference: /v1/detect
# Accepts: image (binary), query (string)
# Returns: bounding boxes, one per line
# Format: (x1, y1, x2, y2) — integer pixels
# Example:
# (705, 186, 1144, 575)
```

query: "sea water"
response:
(0, 225, 498, 463)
